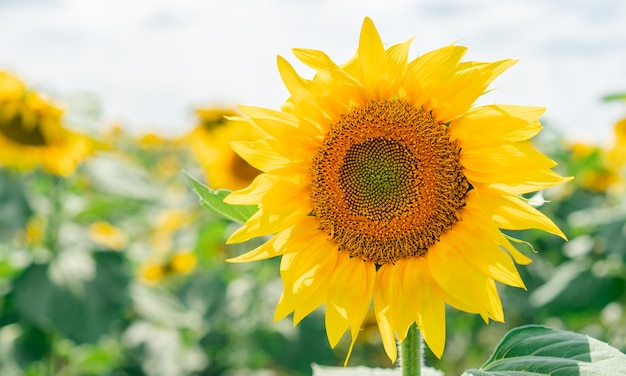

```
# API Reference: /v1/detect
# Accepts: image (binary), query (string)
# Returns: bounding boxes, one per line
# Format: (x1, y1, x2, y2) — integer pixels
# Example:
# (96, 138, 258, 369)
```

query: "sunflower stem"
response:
(401, 323, 422, 376)
(44, 174, 64, 254)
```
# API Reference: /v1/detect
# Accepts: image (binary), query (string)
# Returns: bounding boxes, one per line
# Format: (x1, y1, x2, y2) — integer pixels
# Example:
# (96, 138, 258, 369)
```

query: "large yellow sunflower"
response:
(224, 18, 571, 363)
(186, 106, 261, 191)
(0, 71, 92, 176)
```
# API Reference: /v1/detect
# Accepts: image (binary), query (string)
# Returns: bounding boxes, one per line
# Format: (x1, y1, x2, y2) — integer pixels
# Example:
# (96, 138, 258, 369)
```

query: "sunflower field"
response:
(2, 20, 626, 376)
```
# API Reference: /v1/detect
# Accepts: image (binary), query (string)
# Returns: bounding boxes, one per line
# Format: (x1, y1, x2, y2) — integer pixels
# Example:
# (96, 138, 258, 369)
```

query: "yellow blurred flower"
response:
(138, 251, 197, 284)
(137, 132, 168, 149)
(154, 154, 182, 178)
(186, 106, 261, 191)
(567, 142, 619, 192)
(155, 208, 195, 233)
(0, 71, 93, 176)
(169, 251, 197, 274)
(17, 215, 46, 246)
(140, 262, 165, 284)
(89, 221, 128, 250)
(149, 208, 197, 255)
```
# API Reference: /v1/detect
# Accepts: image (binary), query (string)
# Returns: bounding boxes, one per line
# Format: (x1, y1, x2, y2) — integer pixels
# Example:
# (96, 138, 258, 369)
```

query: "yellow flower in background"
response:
(149, 208, 197, 254)
(20, 216, 45, 246)
(568, 142, 620, 193)
(186, 106, 261, 191)
(224, 18, 571, 363)
(140, 262, 165, 284)
(0, 71, 92, 176)
(169, 251, 197, 274)
(139, 251, 197, 284)
(137, 132, 168, 149)
(89, 221, 128, 250)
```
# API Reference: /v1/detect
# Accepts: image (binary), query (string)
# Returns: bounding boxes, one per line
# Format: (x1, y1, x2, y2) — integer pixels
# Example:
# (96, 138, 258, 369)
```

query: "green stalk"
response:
(401, 323, 422, 376)
(43, 174, 65, 375)
(44, 175, 64, 254)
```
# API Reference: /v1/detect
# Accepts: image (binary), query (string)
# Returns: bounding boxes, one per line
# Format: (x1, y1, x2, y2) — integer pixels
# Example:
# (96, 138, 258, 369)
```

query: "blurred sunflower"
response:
(0, 71, 92, 176)
(139, 250, 197, 284)
(224, 18, 571, 363)
(186, 107, 261, 190)
(150, 208, 197, 254)
(89, 221, 128, 250)
(567, 142, 619, 193)
(137, 132, 169, 149)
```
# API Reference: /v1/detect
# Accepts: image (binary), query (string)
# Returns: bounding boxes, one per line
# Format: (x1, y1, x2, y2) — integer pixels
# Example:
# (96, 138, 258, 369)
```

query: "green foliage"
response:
(463, 325, 626, 375)
(0, 170, 33, 241)
(12, 252, 130, 344)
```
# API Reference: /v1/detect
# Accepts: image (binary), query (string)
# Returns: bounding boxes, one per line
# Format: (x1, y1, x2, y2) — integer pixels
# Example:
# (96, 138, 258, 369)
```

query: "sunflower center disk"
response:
(340, 138, 416, 219)
(310, 100, 470, 265)
(0, 115, 48, 146)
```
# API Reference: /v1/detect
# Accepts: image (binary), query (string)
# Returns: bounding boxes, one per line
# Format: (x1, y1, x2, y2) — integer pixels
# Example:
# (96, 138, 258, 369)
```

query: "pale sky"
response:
(1, 0, 625, 144)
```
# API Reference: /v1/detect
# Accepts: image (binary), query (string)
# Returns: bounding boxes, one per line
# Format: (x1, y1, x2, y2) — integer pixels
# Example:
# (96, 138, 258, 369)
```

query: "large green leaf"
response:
(463, 325, 626, 376)
(0, 170, 33, 241)
(12, 252, 131, 344)
(186, 174, 258, 223)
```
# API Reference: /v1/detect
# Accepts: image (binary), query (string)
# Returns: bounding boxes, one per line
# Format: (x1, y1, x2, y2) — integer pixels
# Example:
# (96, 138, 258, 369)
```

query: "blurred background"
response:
(1, 0, 626, 375)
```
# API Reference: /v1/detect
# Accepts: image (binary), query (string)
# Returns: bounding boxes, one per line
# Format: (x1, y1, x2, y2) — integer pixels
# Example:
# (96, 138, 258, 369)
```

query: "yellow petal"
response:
(406, 45, 467, 109)
(358, 17, 387, 94)
(467, 168, 572, 191)
(277, 55, 323, 104)
(461, 142, 557, 176)
(384, 261, 414, 343)
(276, 233, 338, 323)
(292, 48, 362, 88)
(462, 202, 533, 265)
(224, 173, 274, 205)
(373, 265, 398, 363)
(385, 38, 413, 77)
(427, 241, 503, 322)
(226, 203, 309, 244)
(239, 105, 322, 139)
(411, 256, 447, 358)
(226, 232, 284, 263)
(227, 216, 320, 262)
(325, 252, 375, 365)
(449, 105, 545, 144)
(443, 220, 526, 288)
(230, 140, 291, 172)
(487, 171, 574, 194)
(476, 187, 567, 239)
(435, 59, 517, 122)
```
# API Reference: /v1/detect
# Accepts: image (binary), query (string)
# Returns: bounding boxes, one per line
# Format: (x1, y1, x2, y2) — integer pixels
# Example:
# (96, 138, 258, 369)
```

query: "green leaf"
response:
(12, 252, 131, 344)
(601, 92, 626, 102)
(463, 325, 626, 376)
(0, 170, 33, 241)
(185, 173, 258, 223)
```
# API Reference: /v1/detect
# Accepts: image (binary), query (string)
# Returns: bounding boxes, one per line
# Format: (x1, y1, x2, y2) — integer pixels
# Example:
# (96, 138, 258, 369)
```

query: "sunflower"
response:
(0, 71, 92, 176)
(224, 18, 571, 363)
(139, 250, 198, 284)
(186, 107, 261, 190)
(89, 221, 128, 250)
(567, 142, 619, 193)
